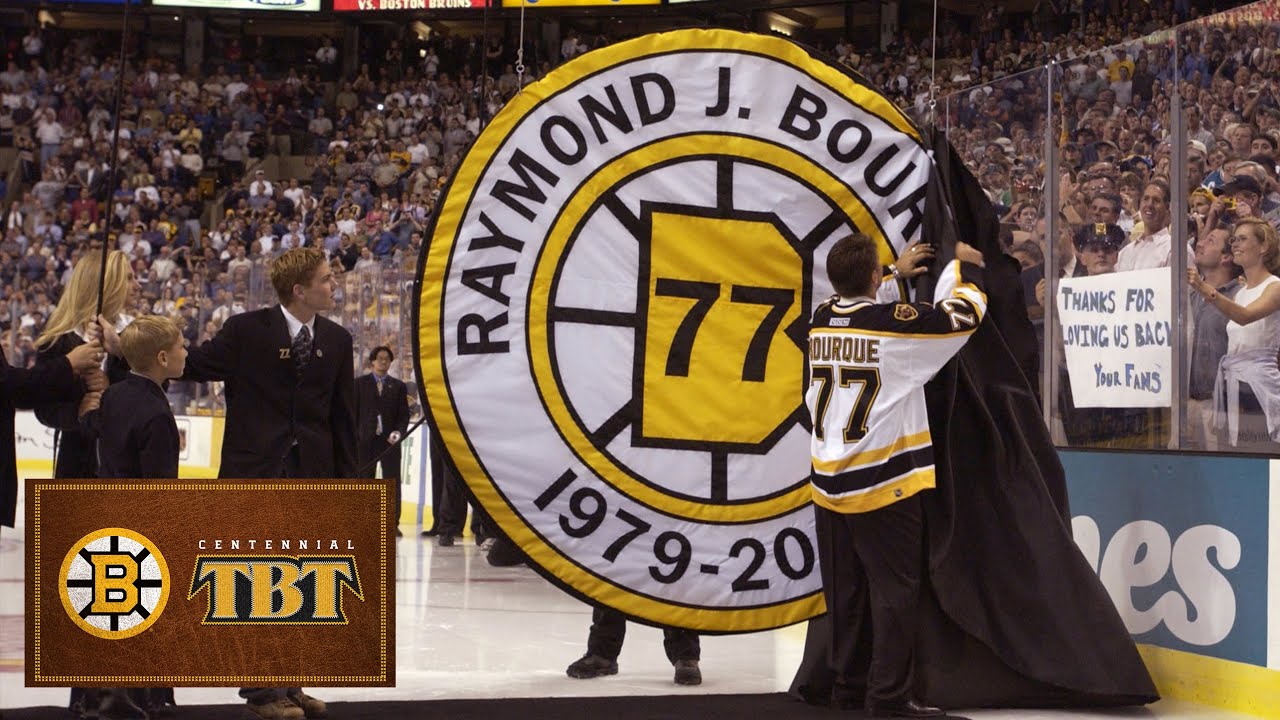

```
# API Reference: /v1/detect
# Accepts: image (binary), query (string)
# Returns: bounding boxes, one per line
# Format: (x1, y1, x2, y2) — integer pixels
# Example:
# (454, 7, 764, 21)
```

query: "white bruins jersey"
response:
(807, 259, 987, 513)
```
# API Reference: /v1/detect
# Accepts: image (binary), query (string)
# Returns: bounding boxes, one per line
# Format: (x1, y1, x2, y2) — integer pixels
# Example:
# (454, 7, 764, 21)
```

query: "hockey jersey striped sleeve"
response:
(932, 258, 987, 324)
(876, 274, 902, 304)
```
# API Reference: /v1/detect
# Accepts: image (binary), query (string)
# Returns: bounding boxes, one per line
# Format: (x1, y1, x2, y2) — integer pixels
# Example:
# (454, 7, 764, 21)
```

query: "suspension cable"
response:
(515, 0, 528, 93)
(97, 0, 133, 317)
(929, 0, 939, 117)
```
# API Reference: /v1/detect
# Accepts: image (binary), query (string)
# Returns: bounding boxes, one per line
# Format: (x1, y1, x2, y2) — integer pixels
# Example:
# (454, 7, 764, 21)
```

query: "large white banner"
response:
(1057, 268, 1173, 408)
(417, 28, 934, 632)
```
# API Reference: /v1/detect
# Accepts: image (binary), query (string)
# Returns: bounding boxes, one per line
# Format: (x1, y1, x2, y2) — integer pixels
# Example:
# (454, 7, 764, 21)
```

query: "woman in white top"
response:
(336, 204, 360, 237)
(152, 285, 178, 316)
(1188, 218, 1280, 445)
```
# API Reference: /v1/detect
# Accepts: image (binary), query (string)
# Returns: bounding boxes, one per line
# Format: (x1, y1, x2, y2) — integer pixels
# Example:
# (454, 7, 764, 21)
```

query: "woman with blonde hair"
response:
(33, 249, 140, 479)
(1188, 218, 1280, 446)
(32, 248, 156, 719)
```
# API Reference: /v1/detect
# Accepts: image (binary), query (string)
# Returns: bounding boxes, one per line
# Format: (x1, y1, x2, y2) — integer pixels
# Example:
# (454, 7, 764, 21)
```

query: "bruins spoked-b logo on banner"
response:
(59, 528, 170, 640)
(417, 29, 932, 631)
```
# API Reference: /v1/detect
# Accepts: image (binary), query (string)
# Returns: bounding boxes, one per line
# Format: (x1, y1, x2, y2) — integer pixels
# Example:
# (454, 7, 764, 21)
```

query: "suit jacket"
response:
(184, 305, 357, 479)
(354, 373, 409, 447)
(33, 333, 131, 480)
(81, 166, 105, 198)
(87, 374, 180, 479)
(2, 345, 78, 527)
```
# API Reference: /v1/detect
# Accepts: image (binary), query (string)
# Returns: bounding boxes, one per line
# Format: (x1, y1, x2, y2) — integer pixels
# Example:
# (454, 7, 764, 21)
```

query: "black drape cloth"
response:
(789, 130, 1158, 709)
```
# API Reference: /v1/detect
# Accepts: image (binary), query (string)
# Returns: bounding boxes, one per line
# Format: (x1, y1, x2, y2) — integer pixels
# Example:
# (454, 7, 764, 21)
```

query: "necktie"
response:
(375, 377, 384, 435)
(292, 325, 312, 372)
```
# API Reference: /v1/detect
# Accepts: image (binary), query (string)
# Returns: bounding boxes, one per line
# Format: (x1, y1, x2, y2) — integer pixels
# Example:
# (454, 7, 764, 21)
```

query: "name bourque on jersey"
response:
(805, 259, 988, 513)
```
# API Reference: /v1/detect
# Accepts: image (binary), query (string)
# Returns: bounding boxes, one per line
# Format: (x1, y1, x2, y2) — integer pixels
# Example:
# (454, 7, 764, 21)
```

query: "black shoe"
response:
(420, 527, 439, 537)
(565, 653, 618, 679)
(486, 537, 527, 567)
(867, 699, 944, 718)
(437, 534, 455, 547)
(673, 659, 701, 686)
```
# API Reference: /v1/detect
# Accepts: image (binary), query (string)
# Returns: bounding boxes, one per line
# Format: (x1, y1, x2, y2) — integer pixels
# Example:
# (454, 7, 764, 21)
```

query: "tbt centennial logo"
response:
(58, 528, 170, 640)
(417, 28, 932, 632)
(28, 480, 393, 686)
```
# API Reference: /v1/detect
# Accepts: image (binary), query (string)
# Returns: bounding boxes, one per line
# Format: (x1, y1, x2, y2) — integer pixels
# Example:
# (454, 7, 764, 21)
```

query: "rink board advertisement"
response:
(415, 27, 933, 632)
(1060, 452, 1270, 667)
(11, 412, 222, 529)
(25, 479, 395, 686)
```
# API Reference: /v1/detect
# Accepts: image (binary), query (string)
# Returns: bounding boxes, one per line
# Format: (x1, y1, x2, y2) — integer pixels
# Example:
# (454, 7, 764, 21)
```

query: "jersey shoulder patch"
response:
(893, 303, 919, 322)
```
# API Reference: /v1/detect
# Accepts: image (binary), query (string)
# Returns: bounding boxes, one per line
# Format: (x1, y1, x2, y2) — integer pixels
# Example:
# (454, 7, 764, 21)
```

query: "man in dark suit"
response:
(355, 345, 409, 535)
(184, 247, 356, 483)
(182, 247, 354, 720)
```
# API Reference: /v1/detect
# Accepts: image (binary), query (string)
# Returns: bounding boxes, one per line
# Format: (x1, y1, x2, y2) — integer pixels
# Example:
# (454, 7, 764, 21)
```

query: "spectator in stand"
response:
(1118, 180, 1173, 271)
(1189, 219, 1280, 448)
(249, 169, 274, 202)
(1187, 224, 1241, 450)
(221, 121, 250, 183)
(316, 37, 339, 81)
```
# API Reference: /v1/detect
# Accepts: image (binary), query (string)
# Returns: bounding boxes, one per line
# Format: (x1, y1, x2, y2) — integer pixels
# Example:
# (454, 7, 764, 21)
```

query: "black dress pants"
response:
(815, 495, 924, 708)
(428, 434, 446, 532)
(360, 435, 402, 529)
(436, 453, 488, 538)
(586, 606, 700, 664)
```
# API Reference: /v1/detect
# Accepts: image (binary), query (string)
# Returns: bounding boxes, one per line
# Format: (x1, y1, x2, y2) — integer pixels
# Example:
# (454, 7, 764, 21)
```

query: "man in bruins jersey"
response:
(806, 233, 987, 718)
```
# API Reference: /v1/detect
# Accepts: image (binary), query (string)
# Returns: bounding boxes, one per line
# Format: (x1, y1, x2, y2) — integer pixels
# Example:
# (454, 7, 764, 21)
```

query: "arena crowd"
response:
(1, 0, 1276, 450)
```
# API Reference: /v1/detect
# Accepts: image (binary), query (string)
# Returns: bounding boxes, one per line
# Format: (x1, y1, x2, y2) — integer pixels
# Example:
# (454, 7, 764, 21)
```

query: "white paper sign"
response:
(1057, 267, 1173, 408)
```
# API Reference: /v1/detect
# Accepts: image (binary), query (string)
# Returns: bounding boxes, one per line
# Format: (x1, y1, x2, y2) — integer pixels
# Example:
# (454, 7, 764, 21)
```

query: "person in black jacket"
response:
(85, 316, 186, 480)
(355, 345, 409, 535)
(79, 318, 186, 720)
(1, 336, 102, 530)
(27, 250, 141, 720)
(180, 246, 354, 720)
(32, 249, 139, 481)
(184, 246, 357, 483)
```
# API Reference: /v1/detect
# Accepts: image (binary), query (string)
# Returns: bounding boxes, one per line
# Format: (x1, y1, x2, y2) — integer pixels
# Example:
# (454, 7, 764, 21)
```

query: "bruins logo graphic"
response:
(58, 528, 170, 640)
(417, 29, 931, 631)
(894, 304, 920, 322)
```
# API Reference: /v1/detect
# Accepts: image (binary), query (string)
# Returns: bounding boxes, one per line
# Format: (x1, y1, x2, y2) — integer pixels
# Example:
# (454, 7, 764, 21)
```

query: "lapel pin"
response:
(316, 349, 324, 358)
